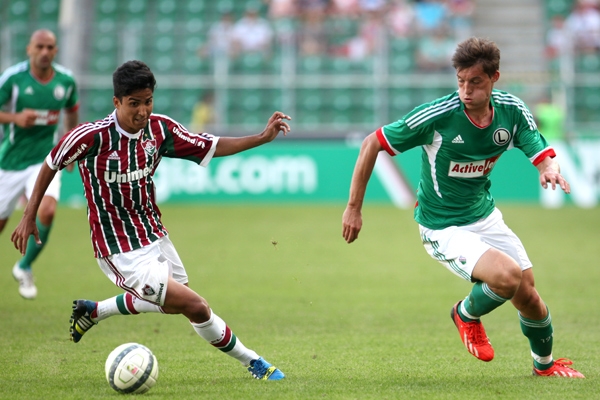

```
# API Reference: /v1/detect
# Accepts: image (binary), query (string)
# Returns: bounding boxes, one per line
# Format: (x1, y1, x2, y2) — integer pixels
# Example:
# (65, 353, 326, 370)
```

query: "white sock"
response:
(95, 293, 163, 322)
(191, 310, 259, 365)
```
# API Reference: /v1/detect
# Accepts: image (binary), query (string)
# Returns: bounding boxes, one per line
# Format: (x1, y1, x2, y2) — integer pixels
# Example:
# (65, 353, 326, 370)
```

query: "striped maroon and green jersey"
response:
(0, 60, 79, 171)
(46, 111, 219, 258)
(378, 89, 555, 230)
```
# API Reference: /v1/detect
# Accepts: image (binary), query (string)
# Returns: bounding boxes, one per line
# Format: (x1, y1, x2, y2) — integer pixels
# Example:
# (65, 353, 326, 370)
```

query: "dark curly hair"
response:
(112, 60, 156, 99)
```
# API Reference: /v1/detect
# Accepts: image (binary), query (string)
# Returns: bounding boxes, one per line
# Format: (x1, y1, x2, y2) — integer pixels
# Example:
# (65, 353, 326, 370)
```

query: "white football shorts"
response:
(0, 163, 61, 219)
(97, 235, 189, 306)
(419, 208, 532, 281)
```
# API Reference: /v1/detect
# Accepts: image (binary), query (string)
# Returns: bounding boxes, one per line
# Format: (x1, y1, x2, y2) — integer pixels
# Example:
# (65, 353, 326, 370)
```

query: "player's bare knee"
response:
(38, 206, 56, 225)
(489, 264, 522, 298)
(38, 196, 57, 224)
(512, 285, 545, 315)
(187, 297, 211, 323)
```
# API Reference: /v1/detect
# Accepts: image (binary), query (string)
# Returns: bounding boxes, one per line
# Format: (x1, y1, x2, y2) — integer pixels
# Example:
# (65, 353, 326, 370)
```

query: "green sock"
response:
(459, 282, 509, 321)
(19, 218, 52, 269)
(520, 309, 553, 370)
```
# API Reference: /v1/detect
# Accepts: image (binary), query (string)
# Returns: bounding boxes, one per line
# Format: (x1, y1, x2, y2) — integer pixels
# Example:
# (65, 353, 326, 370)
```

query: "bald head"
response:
(27, 29, 58, 75)
(30, 29, 56, 44)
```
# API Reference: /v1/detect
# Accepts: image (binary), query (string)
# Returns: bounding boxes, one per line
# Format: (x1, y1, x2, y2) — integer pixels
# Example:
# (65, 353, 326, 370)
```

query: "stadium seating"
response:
(3, 0, 60, 63)
(82, 89, 114, 123)
(13, 1, 599, 134)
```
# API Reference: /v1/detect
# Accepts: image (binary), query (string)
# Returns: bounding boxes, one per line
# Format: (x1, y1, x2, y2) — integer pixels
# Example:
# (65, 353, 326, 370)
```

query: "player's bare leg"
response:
(163, 279, 284, 380)
(70, 278, 284, 380)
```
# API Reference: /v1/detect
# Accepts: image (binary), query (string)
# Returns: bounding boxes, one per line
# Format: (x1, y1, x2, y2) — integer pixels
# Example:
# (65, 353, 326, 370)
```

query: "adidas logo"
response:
(452, 135, 464, 144)
(108, 151, 120, 160)
(24, 86, 34, 95)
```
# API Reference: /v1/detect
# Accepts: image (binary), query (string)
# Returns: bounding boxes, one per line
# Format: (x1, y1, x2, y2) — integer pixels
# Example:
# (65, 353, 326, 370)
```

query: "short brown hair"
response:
(452, 37, 500, 77)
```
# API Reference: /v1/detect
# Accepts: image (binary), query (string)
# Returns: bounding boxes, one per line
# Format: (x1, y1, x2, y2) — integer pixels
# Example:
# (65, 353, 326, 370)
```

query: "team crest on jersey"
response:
(53, 84, 66, 100)
(142, 284, 156, 296)
(493, 128, 511, 146)
(142, 139, 156, 156)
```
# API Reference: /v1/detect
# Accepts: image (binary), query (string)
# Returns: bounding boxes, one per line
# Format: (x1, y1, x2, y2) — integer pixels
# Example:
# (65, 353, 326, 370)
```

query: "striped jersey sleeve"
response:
(152, 113, 218, 166)
(44, 112, 221, 258)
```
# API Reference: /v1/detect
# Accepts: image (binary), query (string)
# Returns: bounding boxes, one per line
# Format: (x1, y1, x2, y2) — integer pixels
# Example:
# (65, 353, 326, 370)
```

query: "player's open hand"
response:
(342, 206, 362, 243)
(262, 111, 291, 142)
(539, 168, 570, 193)
(11, 216, 41, 255)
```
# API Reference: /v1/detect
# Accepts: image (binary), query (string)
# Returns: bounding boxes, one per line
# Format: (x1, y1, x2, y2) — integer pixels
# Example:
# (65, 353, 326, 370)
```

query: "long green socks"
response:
(458, 282, 509, 321)
(459, 282, 554, 369)
(520, 310, 553, 369)
(18, 218, 51, 270)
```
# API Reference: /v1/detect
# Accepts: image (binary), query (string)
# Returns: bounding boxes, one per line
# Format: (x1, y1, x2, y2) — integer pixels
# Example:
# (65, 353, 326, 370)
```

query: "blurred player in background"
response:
(0, 29, 79, 299)
(12, 60, 289, 381)
(342, 37, 584, 378)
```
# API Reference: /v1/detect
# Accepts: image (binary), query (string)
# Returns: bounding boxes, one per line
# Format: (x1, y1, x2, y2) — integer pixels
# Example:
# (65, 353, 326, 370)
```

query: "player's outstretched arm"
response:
(214, 111, 291, 157)
(535, 156, 570, 193)
(11, 163, 58, 254)
(343, 132, 383, 244)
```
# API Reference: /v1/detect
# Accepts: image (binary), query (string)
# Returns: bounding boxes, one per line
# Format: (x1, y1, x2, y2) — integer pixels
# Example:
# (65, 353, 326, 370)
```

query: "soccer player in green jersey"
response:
(342, 37, 584, 378)
(0, 29, 79, 299)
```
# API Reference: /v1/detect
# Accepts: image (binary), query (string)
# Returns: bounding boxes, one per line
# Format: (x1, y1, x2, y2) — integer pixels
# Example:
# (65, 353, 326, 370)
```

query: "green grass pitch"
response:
(0, 204, 599, 399)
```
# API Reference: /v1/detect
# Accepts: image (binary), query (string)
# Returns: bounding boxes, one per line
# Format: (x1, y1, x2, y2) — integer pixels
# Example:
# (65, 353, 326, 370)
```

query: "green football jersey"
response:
(0, 60, 78, 171)
(378, 89, 554, 229)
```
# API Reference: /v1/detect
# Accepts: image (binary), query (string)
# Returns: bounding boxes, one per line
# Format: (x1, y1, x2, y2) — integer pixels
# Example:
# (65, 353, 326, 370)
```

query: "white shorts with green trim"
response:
(97, 235, 188, 306)
(419, 208, 532, 282)
(0, 163, 61, 219)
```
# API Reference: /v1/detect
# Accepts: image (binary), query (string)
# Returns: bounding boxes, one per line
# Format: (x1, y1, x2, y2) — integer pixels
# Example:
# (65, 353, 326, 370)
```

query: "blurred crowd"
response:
(198, 0, 475, 73)
(545, 0, 600, 62)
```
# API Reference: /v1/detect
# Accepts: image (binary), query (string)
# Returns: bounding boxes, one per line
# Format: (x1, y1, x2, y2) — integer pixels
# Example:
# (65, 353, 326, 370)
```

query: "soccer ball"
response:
(105, 343, 159, 394)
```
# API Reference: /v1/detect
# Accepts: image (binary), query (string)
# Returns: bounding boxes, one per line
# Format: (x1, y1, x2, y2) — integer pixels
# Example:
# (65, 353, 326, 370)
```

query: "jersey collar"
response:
(28, 61, 55, 84)
(112, 110, 143, 139)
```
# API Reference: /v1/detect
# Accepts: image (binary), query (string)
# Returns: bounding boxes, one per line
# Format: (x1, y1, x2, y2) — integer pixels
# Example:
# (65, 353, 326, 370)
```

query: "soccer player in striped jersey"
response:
(342, 37, 584, 378)
(11, 60, 289, 380)
(0, 29, 79, 299)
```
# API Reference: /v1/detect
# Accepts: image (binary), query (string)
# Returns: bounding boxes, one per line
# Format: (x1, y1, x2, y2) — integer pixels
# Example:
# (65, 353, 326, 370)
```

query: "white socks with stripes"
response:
(191, 311, 259, 365)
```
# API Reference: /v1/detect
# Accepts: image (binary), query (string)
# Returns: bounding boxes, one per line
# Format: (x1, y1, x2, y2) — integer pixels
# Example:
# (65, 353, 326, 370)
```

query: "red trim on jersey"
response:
(532, 148, 556, 166)
(66, 103, 80, 113)
(213, 326, 233, 348)
(30, 69, 55, 84)
(463, 106, 494, 128)
(376, 127, 395, 156)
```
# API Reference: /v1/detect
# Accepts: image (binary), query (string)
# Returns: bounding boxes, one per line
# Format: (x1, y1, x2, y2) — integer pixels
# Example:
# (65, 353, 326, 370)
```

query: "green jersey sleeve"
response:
(492, 91, 555, 164)
(378, 93, 462, 155)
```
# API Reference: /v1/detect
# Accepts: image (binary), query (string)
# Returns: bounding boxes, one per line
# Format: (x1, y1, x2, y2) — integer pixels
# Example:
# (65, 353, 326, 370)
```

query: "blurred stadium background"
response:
(1, 0, 598, 207)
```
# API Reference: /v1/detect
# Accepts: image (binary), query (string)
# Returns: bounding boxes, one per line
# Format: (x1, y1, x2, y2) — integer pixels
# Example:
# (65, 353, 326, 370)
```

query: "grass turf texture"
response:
(0, 204, 598, 399)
